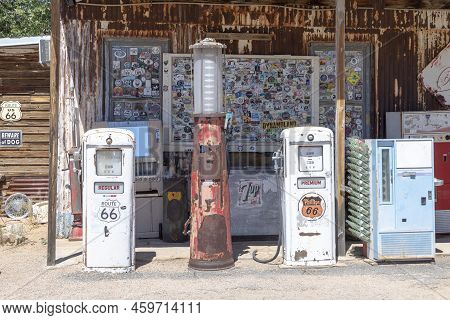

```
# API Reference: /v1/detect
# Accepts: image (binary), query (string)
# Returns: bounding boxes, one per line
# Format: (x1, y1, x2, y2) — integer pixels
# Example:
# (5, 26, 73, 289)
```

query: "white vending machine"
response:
(82, 128, 135, 272)
(277, 127, 336, 266)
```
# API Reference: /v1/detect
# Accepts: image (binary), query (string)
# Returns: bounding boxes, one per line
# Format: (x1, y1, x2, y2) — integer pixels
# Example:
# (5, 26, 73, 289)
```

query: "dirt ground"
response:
(1, 223, 450, 300)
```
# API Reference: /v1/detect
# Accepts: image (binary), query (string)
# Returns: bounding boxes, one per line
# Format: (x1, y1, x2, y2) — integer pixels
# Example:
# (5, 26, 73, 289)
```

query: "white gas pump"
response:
(277, 127, 336, 266)
(82, 128, 135, 272)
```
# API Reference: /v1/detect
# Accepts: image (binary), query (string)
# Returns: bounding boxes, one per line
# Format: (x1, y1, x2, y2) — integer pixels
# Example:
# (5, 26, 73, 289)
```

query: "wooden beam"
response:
(335, 0, 346, 258)
(205, 33, 274, 41)
(47, 0, 60, 267)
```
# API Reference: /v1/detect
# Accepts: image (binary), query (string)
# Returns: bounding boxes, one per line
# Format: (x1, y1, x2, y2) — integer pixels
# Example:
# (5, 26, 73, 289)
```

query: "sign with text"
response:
(237, 179, 263, 208)
(0, 130, 22, 147)
(0, 101, 22, 122)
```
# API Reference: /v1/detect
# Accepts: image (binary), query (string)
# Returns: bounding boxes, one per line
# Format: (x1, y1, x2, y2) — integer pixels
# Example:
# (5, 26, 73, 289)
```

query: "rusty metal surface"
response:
(60, 3, 449, 138)
(56, 2, 449, 213)
(189, 116, 233, 270)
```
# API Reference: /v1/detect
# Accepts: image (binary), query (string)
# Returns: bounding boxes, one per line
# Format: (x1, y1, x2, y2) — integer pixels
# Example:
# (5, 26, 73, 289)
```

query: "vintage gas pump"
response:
(188, 38, 234, 270)
(275, 127, 336, 266)
(82, 128, 135, 272)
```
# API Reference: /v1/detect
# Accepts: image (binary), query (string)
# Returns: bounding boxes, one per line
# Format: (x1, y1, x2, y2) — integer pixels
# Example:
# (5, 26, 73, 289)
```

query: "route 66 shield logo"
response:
(299, 193, 326, 220)
(0, 101, 22, 122)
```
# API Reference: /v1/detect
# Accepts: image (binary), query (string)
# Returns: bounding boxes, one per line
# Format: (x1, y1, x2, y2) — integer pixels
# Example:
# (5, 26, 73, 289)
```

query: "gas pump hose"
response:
(252, 171, 283, 264)
(251, 230, 282, 264)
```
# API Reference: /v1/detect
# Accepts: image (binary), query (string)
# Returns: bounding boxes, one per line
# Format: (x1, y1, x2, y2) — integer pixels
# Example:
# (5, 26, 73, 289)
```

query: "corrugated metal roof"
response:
(0, 36, 50, 48)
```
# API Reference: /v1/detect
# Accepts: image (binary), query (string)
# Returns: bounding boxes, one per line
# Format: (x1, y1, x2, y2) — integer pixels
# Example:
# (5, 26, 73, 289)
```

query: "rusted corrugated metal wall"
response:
(56, 2, 449, 211)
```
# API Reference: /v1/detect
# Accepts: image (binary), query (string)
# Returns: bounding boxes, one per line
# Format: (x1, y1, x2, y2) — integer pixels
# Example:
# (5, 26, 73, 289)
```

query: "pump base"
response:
(188, 257, 235, 271)
(83, 266, 135, 273)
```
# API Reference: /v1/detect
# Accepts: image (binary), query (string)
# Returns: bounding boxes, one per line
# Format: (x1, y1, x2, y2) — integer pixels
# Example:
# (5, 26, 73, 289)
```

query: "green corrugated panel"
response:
(348, 202, 370, 216)
(348, 214, 370, 226)
(346, 138, 371, 243)
(347, 228, 370, 242)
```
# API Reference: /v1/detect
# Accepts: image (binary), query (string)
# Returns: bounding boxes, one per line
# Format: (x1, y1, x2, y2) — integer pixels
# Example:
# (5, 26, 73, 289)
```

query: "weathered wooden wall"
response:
(55, 2, 450, 213)
(0, 44, 50, 209)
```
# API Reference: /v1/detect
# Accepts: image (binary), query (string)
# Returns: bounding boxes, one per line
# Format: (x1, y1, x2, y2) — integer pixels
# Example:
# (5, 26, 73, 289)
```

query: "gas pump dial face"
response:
(298, 146, 323, 171)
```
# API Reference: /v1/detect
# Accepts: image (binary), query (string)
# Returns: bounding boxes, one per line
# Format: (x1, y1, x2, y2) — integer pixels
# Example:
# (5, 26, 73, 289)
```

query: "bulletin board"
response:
(310, 42, 371, 138)
(105, 38, 169, 122)
(163, 54, 320, 152)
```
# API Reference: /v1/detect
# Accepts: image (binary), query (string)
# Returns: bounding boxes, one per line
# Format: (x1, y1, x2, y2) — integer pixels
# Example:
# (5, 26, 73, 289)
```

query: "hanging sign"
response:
(0, 130, 22, 147)
(420, 42, 450, 106)
(0, 101, 22, 122)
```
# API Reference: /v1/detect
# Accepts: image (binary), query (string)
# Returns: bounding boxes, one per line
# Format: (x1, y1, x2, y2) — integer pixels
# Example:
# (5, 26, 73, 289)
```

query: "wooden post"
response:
(335, 0, 346, 258)
(47, 0, 61, 266)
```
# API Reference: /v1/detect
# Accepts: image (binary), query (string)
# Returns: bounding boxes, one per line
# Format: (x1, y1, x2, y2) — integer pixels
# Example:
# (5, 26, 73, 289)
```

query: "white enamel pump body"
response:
(82, 128, 136, 273)
(279, 127, 336, 266)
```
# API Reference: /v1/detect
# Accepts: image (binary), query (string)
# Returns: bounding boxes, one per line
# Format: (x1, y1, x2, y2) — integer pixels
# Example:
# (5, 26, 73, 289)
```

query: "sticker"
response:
(299, 193, 326, 220)
(347, 71, 361, 86)
(129, 48, 138, 55)
(133, 79, 142, 88)
(121, 69, 133, 77)
(113, 87, 124, 96)
(123, 109, 132, 118)
(168, 192, 182, 201)
(237, 179, 263, 208)
(262, 120, 296, 130)
(135, 68, 145, 76)
(320, 74, 329, 82)
(114, 50, 126, 59)
(152, 47, 161, 54)
(112, 61, 120, 70)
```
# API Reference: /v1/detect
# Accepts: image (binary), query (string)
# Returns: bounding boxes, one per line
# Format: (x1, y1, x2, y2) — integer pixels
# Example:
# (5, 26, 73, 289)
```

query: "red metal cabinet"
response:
(434, 142, 450, 211)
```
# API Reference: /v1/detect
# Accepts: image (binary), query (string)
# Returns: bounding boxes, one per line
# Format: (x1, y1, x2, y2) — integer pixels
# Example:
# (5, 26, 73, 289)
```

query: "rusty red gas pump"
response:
(188, 39, 234, 270)
(68, 147, 82, 240)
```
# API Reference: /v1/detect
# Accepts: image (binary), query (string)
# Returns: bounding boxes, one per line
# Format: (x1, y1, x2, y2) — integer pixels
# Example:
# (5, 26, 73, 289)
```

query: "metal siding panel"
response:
(380, 232, 434, 257)
(436, 210, 450, 234)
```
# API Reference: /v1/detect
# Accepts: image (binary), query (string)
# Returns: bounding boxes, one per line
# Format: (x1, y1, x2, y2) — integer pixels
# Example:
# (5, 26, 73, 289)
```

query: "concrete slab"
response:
(52, 235, 450, 268)
(53, 238, 283, 267)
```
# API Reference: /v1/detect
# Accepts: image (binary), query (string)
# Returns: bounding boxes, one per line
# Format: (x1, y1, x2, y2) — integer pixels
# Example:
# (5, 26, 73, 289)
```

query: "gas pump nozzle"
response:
(272, 149, 284, 175)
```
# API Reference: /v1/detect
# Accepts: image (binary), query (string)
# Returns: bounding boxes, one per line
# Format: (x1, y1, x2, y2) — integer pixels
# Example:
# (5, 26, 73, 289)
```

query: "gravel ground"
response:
(1, 224, 450, 300)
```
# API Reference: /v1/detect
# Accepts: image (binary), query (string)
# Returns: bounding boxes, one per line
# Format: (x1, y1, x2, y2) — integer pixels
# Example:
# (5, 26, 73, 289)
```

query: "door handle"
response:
(402, 172, 416, 178)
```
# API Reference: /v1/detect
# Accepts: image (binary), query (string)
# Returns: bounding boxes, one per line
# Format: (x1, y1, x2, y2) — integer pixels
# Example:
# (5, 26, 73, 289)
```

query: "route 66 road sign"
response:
(1, 101, 22, 122)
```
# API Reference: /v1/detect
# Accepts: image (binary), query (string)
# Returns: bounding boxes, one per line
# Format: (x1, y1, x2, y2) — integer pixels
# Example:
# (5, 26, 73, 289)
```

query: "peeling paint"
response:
(295, 250, 308, 260)
(57, 2, 450, 213)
